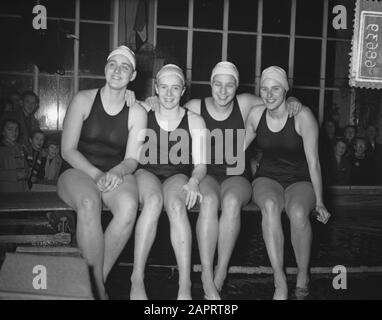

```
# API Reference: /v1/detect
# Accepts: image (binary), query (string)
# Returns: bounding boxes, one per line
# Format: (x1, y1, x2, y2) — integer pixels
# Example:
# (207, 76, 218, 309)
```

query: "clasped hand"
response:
(96, 169, 123, 193)
(182, 180, 203, 210)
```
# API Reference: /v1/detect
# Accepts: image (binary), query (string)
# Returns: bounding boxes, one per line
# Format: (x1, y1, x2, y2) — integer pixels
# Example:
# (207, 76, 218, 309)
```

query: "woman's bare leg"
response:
(214, 176, 251, 292)
(57, 169, 106, 299)
(163, 174, 192, 300)
(285, 182, 315, 290)
(102, 174, 139, 281)
(196, 175, 220, 299)
(130, 170, 163, 300)
(252, 177, 286, 300)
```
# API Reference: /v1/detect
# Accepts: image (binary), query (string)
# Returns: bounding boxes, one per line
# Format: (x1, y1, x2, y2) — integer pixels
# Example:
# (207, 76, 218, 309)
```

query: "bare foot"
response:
(201, 273, 221, 300)
(213, 267, 227, 293)
(177, 292, 192, 300)
(177, 283, 192, 300)
(296, 272, 309, 289)
(273, 276, 288, 300)
(130, 279, 148, 300)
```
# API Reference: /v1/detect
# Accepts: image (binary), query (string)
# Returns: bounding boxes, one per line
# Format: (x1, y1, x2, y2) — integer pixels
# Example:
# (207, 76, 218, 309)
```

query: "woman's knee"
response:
(165, 198, 186, 219)
(143, 193, 163, 208)
(221, 193, 241, 218)
(288, 205, 310, 229)
(76, 194, 102, 223)
(141, 193, 163, 218)
(200, 192, 219, 211)
(261, 198, 283, 220)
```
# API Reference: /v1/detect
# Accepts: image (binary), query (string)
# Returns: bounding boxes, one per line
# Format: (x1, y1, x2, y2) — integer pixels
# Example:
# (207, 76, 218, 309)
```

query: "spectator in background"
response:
(319, 118, 338, 164)
(41, 139, 62, 182)
(324, 138, 351, 185)
(25, 129, 45, 189)
(0, 118, 29, 192)
(349, 137, 375, 185)
(343, 125, 356, 156)
(7, 91, 22, 112)
(1, 91, 41, 146)
(365, 124, 381, 155)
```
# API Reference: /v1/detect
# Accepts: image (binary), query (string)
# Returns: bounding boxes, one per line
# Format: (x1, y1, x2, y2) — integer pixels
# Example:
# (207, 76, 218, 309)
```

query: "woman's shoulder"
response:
(75, 89, 98, 102)
(295, 106, 317, 124)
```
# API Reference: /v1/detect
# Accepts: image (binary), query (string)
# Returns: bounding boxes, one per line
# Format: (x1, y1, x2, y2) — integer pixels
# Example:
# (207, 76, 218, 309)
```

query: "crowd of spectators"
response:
(0, 90, 62, 192)
(320, 118, 382, 186)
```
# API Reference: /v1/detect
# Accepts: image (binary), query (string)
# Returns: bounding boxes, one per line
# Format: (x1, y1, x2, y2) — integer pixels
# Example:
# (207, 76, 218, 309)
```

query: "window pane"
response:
(192, 32, 222, 81)
(263, 0, 291, 34)
(79, 23, 111, 75)
(58, 77, 74, 130)
(328, 0, 354, 39)
(37, 20, 75, 75)
(41, 0, 75, 18)
(80, 0, 111, 21)
(190, 84, 211, 99)
(296, 0, 323, 37)
(326, 40, 351, 88)
(194, 0, 223, 30)
(0, 18, 32, 72)
(157, 0, 188, 27)
(261, 36, 289, 72)
(324, 90, 350, 127)
(228, 34, 256, 84)
(79, 78, 106, 91)
(156, 29, 188, 70)
(290, 88, 319, 118)
(229, 0, 258, 32)
(38, 76, 58, 130)
(0, 75, 33, 101)
(294, 39, 321, 86)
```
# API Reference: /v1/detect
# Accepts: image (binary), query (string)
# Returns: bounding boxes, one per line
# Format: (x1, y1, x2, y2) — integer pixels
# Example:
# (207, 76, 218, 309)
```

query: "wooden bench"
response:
(1, 186, 382, 213)
(0, 186, 381, 245)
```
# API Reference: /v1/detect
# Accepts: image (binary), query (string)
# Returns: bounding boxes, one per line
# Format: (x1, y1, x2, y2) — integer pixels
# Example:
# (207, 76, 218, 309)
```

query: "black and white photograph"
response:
(0, 0, 381, 306)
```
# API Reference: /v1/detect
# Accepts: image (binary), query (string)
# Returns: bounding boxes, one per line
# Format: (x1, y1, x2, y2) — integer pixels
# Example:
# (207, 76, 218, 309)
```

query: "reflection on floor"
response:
(106, 265, 382, 300)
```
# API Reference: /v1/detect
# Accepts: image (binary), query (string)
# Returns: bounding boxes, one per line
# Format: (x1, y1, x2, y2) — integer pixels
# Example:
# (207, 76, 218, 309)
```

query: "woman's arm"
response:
(101, 103, 148, 192)
(298, 107, 331, 223)
(244, 107, 261, 150)
(184, 112, 207, 209)
(61, 90, 103, 181)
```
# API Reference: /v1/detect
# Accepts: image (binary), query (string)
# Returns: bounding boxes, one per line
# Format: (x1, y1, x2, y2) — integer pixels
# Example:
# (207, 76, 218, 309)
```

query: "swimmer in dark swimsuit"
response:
(144, 61, 302, 300)
(57, 46, 147, 300)
(245, 66, 331, 300)
(130, 64, 207, 300)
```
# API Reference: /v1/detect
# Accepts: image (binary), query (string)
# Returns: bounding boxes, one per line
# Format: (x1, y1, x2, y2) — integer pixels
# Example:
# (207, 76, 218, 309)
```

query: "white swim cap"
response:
(260, 66, 289, 91)
(156, 64, 185, 86)
(210, 61, 239, 85)
(107, 45, 136, 70)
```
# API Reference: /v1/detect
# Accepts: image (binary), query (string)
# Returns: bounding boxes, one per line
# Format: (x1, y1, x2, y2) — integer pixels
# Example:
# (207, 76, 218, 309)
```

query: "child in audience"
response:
(42, 140, 62, 182)
(25, 129, 45, 188)
(0, 119, 29, 192)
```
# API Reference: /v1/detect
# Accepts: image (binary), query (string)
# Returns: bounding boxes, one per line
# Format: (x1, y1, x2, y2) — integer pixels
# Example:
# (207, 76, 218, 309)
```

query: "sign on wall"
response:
(349, 0, 382, 89)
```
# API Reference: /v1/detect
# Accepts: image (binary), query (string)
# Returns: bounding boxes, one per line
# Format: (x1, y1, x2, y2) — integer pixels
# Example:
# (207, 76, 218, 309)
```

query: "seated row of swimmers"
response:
(57, 45, 331, 300)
